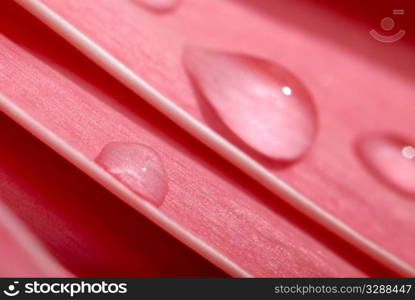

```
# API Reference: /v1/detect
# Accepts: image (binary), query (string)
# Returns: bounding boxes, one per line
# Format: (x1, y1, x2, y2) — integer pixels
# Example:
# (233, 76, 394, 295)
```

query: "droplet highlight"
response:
(184, 47, 317, 161)
(132, 0, 179, 12)
(95, 143, 168, 206)
(402, 146, 415, 159)
(356, 134, 415, 196)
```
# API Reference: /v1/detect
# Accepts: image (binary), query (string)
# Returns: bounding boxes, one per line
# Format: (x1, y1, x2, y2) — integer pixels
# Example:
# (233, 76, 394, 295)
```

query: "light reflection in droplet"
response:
(282, 86, 292, 96)
(402, 146, 415, 159)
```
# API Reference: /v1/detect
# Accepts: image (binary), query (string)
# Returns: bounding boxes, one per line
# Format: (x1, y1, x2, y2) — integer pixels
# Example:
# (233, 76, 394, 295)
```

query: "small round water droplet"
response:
(356, 134, 415, 196)
(402, 146, 415, 159)
(131, 0, 179, 12)
(95, 143, 168, 206)
(184, 47, 317, 161)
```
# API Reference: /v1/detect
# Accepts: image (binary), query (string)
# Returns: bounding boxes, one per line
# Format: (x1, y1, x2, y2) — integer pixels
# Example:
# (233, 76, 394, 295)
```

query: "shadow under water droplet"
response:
(130, 0, 181, 13)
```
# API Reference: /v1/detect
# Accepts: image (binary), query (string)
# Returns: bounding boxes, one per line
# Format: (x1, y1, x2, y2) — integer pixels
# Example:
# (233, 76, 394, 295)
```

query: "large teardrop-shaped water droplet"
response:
(184, 47, 317, 161)
(356, 134, 415, 196)
(95, 143, 168, 206)
(132, 0, 179, 12)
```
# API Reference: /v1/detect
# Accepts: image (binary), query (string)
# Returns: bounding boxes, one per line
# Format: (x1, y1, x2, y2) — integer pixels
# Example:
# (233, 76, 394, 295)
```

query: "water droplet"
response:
(402, 146, 415, 159)
(356, 134, 415, 196)
(95, 143, 168, 206)
(184, 47, 317, 161)
(132, 0, 179, 12)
